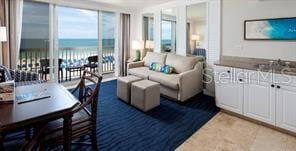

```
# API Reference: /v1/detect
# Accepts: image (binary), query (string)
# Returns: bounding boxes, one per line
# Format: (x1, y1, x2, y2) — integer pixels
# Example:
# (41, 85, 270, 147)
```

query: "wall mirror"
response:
(186, 3, 208, 58)
(161, 8, 177, 53)
(142, 13, 154, 52)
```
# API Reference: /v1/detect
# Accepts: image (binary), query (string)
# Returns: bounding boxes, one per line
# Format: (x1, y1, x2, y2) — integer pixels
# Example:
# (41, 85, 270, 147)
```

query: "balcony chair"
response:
(23, 70, 102, 151)
(84, 56, 98, 73)
(39, 59, 50, 81)
(58, 59, 64, 82)
(39, 59, 63, 82)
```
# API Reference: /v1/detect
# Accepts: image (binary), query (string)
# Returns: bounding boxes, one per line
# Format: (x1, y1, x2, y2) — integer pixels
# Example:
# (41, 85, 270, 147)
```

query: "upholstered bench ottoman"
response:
(131, 80, 160, 112)
(117, 75, 142, 103)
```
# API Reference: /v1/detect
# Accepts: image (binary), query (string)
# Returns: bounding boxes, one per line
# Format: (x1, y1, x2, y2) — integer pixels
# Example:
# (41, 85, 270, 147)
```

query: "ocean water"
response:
(20, 39, 115, 49)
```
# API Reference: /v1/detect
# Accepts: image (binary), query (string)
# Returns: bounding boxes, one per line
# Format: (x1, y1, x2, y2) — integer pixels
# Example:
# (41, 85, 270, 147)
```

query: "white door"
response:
(244, 80, 276, 125)
(215, 78, 244, 114)
(276, 84, 296, 133)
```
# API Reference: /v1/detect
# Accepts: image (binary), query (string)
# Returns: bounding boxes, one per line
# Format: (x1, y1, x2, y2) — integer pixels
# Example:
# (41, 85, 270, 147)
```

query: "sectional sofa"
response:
(127, 52, 204, 102)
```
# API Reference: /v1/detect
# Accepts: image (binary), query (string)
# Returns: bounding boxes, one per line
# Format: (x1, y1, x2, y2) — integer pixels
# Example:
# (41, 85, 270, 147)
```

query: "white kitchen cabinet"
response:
(214, 66, 244, 114)
(214, 65, 296, 133)
(276, 84, 296, 133)
(215, 78, 243, 114)
(244, 80, 276, 125)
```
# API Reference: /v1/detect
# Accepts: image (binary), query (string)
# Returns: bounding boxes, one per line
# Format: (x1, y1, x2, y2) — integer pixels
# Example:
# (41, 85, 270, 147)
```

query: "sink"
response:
(274, 66, 296, 73)
(254, 64, 296, 74)
(254, 64, 272, 71)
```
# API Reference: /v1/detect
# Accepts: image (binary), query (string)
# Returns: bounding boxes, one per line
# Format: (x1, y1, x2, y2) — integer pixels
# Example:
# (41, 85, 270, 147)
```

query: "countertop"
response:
(214, 57, 296, 76)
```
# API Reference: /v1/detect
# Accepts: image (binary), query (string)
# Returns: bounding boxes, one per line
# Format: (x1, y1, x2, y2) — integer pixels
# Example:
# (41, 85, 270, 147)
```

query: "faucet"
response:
(276, 59, 284, 66)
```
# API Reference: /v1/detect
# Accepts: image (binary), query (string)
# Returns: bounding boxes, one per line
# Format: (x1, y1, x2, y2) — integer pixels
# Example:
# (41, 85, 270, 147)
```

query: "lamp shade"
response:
(0, 27, 7, 42)
(191, 34, 200, 41)
(145, 40, 154, 49)
(132, 40, 142, 50)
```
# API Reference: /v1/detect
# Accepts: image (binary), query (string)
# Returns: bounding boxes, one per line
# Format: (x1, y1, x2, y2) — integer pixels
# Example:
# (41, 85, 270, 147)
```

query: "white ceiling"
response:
(88, 0, 173, 11)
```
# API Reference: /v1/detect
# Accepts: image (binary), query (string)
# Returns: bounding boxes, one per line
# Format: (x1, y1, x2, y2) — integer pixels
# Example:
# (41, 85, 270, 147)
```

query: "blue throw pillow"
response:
(161, 65, 174, 74)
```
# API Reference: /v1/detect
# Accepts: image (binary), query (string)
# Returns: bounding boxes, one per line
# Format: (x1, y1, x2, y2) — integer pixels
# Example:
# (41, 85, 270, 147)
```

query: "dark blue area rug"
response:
(4, 80, 219, 151)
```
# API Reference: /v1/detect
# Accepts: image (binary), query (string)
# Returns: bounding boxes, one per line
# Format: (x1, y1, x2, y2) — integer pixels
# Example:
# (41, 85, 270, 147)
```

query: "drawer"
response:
(275, 73, 296, 87)
(244, 69, 273, 83)
(214, 65, 244, 82)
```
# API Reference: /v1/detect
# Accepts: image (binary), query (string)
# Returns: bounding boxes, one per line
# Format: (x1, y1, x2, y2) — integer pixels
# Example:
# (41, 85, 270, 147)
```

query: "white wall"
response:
(222, 0, 296, 61)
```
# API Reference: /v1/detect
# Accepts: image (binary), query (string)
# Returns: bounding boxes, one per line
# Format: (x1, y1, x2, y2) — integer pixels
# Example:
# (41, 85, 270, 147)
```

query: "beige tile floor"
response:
(177, 112, 296, 151)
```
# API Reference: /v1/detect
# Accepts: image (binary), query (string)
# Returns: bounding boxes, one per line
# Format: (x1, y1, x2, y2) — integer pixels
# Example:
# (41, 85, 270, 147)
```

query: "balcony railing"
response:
(18, 46, 115, 74)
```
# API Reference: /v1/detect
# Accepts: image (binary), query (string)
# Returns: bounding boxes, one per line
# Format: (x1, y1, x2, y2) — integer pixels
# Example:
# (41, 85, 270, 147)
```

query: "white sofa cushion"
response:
(144, 52, 167, 67)
(149, 72, 179, 90)
(128, 67, 158, 79)
(165, 53, 198, 74)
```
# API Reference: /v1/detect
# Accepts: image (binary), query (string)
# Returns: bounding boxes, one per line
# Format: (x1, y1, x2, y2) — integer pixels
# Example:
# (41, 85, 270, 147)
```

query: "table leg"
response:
(79, 68, 82, 78)
(58, 70, 60, 83)
(61, 70, 63, 82)
(69, 70, 72, 81)
(0, 133, 4, 151)
(66, 69, 68, 81)
(63, 113, 73, 151)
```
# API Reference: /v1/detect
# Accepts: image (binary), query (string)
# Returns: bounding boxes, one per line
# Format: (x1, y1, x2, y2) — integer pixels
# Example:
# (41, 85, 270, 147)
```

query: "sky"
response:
(21, 1, 115, 39)
(21, 1, 172, 40)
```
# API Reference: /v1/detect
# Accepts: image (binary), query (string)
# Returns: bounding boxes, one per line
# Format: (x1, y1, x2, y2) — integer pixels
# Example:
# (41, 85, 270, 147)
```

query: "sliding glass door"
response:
(101, 11, 115, 74)
(57, 6, 99, 82)
(20, 1, 117, 83)
(20, 1, 52, 80)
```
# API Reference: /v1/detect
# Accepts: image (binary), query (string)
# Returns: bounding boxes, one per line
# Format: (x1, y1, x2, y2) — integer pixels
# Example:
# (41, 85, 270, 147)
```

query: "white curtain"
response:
(9, 0, 23, 69)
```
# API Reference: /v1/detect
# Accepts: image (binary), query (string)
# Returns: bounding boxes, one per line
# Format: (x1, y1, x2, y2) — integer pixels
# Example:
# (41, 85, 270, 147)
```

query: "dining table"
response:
(0, 83, 79, 151)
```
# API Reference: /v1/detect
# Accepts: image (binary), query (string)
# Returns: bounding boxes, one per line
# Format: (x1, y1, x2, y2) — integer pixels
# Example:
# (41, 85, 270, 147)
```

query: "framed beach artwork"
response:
(244, 17, 296, 40)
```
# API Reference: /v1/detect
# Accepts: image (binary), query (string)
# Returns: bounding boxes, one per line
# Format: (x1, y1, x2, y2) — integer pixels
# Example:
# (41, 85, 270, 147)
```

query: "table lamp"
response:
(145, 40, 154, 51)
(191, 34, 200, 49)
(132, 40, 143, 61)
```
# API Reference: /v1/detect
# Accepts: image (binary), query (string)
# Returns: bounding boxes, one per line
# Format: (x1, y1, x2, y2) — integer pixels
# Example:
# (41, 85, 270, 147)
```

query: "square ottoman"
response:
(131, 80, 160, 112)
(117, 75, 142, 103)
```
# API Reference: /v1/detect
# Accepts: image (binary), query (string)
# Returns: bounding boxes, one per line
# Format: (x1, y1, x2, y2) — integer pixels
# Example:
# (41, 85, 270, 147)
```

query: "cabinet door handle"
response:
(227, 70, 231, 73)
(271, 84, 275, 88)
(277, 86, 281, 89)
(239, 79, 243, 82)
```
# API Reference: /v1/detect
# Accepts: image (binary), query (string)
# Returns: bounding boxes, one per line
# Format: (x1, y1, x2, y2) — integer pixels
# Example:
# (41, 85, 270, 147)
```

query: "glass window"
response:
(161, 8, 177, 53)
(102, 11, 115, 73)
(20, 1, 50, 79)
(57, 6, 98, 81)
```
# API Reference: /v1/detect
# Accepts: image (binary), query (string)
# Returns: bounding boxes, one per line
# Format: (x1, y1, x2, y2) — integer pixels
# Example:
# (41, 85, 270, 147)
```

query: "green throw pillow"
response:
(150, 62, 162, 72)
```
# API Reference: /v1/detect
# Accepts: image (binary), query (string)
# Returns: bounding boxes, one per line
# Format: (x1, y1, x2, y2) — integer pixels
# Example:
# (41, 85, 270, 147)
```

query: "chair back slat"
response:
(72, 70, 102, 118)
(87, 56, 98, 64)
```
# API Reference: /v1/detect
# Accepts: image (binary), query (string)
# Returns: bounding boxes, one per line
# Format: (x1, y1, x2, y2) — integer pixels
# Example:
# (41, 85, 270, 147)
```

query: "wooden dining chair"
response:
(24, 70, 102, 150)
